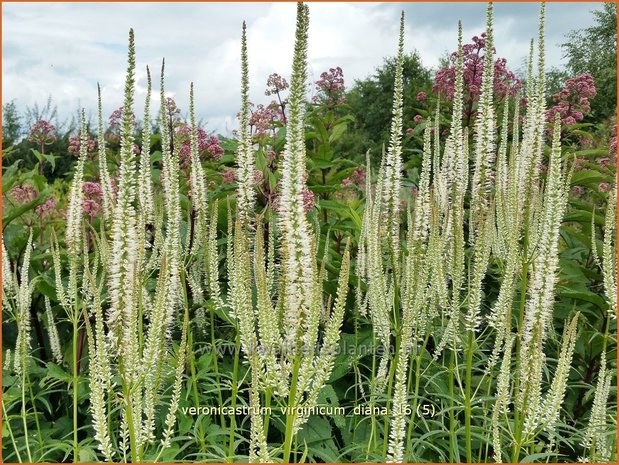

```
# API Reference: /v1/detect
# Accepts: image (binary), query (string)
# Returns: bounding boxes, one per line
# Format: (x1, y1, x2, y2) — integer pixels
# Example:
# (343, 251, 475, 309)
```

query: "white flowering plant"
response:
(1, 2, 616, 464)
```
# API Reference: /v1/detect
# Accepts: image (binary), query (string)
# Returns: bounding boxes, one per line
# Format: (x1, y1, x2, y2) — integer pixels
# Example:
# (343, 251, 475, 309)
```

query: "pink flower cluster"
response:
(35, 197, 57, 218)
(68, 134, 97, 157)
(175, 124, 225, 169)
(416, 91, 427, 102)
(250, 102, 285, 137)
(302, 188, 315, 212)
(108, 106, 137, 143)
(82, 181, 104, 220)
(10, 185, 38, 204)
(109, 106, 137, 129)
(313, 66, 346, 105)
(10, 185, 57, 220)
(433, 33, 521, 107)
(28, 120, 57, 147)
(221, 168, 236, 184)
(546, 74, 596, 126)
(610, 124, 617, 155)
(341, 166, 367, 188)
(265, 73, 289, 96)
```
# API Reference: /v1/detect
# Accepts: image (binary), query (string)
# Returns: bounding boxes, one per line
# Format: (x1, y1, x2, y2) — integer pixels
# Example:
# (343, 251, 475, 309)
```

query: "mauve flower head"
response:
(610, 124, 617, 155)
(35, 197, 57, 218)
(82, 199, 101, 220)
(222, 168, 236, 184)
(350, 166, 367, 187)
(416, 91, 427, 102)
(265, 73, 289, 96)
(341, 177, 353, 187)
(109, 106, 137, 129)
(165, 97, 182, 120)
(266, 149, 277, 162)
(206, 136, 224, 160)
(82, 181, 104, 220)
(68, 134, 96, 157)
(11, 185, 38, 204)
(254, 169, 264, 185)
(302, 188, 315, 212)
(546, 74, 597, 125)
(250, 101, 285, 137)
(314, 66, 346, 106)
(83, 181, 103, 202)
(413, 115, 423, 123)
(175, 124, 224, 169)
(598, 182, 610, 193)
(571, 185, 584, 197)
(579, 136, 593, 149)
(598, 157, 614, 169)
(28, 120, 56, 146)
(433, 32, 521, 106)
(406, 127, 414, 135)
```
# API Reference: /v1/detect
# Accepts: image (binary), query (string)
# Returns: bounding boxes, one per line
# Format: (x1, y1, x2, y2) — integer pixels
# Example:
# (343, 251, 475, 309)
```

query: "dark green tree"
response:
(340, 52, 432, 159)
(562, 3, 617, 121)
(2, 100, 22, 149)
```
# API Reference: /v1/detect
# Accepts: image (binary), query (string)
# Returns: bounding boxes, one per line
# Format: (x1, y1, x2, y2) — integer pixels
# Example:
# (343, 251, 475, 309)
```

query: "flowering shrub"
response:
(546, 73, 597, 125)
(433, 31, 521, 123)
(27, 119, 56, 148)
(313, 66, 346, 105)
(68, 133, 96, 157)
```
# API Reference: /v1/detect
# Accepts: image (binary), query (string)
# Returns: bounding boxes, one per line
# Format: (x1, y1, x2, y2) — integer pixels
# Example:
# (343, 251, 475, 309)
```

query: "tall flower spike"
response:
(2, 239, 13, 307)
(581, 351, 613, 462)
(519, 113, 571, 432)
(159, 59, 183, 332)
(45, 297, 63, 364)
(97, 84, 114, 221)
(601, 186, 617, 317)
(278, 3, 314, 348)
(381, 11, 405, 261)
(107, 28, 139, 362)
(539, 312, 579, 435)
(138, 66, 155, 224)
(66, 110, 88, 256)
(236, 21, 255, 226)
(13, 231, 33, 377)
(189, 82, 209, 256)
(469, 2, 496, 244)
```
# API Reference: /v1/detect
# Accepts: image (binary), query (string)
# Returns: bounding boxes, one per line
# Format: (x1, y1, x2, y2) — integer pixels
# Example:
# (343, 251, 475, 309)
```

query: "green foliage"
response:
(562, 3, 617, 121)
(343, 52, 432, 159)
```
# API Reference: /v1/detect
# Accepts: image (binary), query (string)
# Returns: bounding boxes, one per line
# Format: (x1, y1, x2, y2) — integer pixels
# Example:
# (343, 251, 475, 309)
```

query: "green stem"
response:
(122, 382, 138, 463)
(283, 354, 302, 463)
(27, 372, 43, 453)
(227, 332, 241, 462)
(448, 350, 456, 463)
(382, 331, 401, 459)
(210, 305, 226, 430)
(188, 328, 207, 454)
(22, 363, 33, 462)
(72, 312, 79, 463)
(512, 256, 529, 463)
(2, 399, 23, 463)
(464, 330, 474, 463)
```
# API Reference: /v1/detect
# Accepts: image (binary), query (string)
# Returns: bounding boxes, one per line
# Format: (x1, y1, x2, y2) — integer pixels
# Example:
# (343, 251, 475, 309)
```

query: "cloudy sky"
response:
(3, 2, 603, 136)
